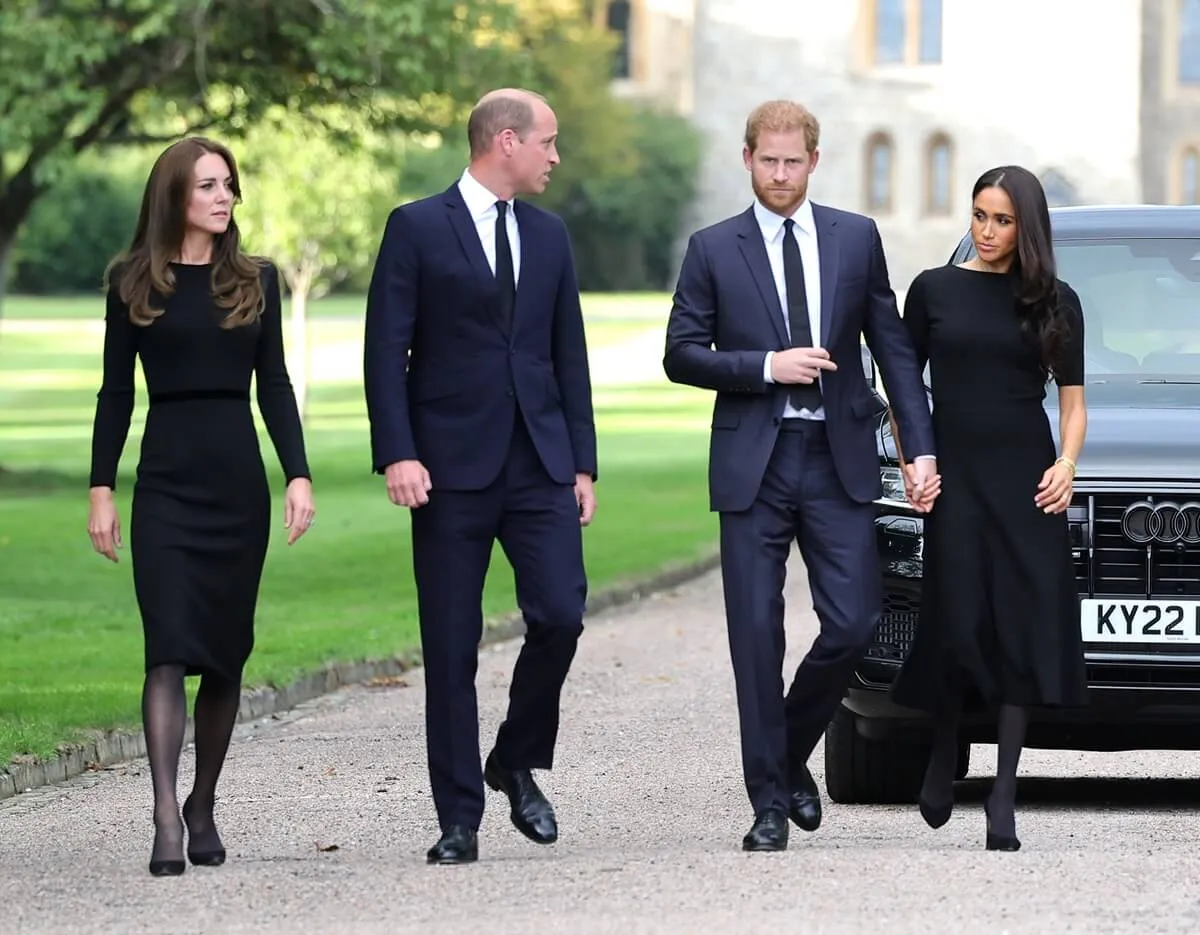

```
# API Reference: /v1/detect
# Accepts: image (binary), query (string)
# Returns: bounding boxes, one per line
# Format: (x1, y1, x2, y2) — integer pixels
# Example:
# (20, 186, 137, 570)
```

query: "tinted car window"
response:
(944, 234, 1200, 381)
(1056, 238, 1200, 378)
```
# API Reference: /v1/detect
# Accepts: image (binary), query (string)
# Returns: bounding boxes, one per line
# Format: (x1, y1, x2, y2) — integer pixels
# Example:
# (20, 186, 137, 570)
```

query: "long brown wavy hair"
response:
(106, 137, 265, 329)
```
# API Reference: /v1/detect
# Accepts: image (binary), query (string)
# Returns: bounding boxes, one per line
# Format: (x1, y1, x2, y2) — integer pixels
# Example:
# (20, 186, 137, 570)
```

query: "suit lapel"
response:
(812, 203, 839, 347)
(735, 208, 789, 348)
(442, 184, 508, 332)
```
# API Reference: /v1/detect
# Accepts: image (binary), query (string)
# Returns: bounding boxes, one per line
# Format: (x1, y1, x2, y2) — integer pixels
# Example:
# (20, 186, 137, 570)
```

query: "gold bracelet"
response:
(1056, 456, 1077, 477)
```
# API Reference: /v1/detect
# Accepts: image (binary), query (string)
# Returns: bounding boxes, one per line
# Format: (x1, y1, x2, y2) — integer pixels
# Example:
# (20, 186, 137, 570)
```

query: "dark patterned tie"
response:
(495, 200, 515, 330)
(782, 218, 822, 411)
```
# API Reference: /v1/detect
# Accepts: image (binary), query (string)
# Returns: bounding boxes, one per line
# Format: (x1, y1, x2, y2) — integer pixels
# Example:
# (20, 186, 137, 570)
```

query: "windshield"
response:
(1055, 238, 1200, 381)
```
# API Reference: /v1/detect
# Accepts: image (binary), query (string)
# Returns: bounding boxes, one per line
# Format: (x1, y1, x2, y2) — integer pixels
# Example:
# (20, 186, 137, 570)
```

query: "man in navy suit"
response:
(363, 88, 597, 865)
(664, 100, 939, 851)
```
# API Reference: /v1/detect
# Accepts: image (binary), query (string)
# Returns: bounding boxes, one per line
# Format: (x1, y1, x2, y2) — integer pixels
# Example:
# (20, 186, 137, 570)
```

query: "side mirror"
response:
(860, 344, 877, 388)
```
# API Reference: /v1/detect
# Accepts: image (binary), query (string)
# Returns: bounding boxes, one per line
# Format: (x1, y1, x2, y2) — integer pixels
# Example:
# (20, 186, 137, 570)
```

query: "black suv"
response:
(827, 204, 1200, 804)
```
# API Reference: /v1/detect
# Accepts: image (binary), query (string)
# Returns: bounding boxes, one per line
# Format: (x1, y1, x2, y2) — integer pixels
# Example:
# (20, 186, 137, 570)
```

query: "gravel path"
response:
(4, 555, 1200, 934)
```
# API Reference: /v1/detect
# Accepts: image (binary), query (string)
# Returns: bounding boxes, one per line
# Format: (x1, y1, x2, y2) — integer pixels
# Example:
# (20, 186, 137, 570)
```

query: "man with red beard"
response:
(663, 100, 938, 851)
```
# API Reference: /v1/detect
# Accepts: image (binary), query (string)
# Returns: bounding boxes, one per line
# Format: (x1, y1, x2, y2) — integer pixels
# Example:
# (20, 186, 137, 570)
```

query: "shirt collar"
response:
(753, 196, 815, 242)
(458, 168, 514, 222)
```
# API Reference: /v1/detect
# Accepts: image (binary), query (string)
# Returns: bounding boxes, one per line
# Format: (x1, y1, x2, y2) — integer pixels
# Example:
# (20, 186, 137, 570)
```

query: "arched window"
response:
(865, 133, 895, 213)
(925, 133, 953, 215)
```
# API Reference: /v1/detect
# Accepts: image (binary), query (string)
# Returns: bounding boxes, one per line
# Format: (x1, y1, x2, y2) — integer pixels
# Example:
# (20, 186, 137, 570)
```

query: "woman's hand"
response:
(88, 487, 123, 562)
(284, 477, 316, 545)
(1035, 460, 1074, 514)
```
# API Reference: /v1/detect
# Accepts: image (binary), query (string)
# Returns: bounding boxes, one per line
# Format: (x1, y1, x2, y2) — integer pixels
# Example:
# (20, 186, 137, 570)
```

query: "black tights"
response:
(143, 664, 242, 862)
(921, 703, 1028, 838)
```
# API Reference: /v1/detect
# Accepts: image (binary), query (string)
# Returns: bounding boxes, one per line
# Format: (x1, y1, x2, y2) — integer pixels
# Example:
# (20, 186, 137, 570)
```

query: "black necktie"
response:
(782, 218, 822, 411)
(495, 200, 515, 330)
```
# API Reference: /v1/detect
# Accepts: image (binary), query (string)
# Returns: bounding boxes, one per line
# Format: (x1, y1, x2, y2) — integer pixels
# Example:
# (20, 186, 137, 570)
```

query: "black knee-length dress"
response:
(89, 261, 310, 681)
(889, 265, 1088, 713)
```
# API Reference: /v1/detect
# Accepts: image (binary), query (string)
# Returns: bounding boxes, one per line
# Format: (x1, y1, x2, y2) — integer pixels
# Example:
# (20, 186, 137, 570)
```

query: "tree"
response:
(0, 0, 520, 315)
(235, 108, 397, 418)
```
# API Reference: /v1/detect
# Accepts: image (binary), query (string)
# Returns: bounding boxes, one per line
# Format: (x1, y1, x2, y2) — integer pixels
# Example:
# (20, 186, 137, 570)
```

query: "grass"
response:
(0, 292, 715, 766)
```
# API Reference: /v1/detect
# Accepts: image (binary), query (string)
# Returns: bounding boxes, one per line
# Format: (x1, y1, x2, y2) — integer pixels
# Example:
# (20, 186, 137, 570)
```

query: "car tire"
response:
(824, 705, 930, 804)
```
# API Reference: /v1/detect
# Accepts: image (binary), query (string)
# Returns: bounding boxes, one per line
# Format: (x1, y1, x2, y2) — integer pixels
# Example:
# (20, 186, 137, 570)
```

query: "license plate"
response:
(1080, 599, 1200, 644)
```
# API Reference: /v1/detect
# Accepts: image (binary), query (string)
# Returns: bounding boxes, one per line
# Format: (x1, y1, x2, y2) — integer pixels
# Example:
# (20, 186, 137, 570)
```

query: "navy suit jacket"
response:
(664, 203, 935, 512)
(363, 183, 597, 490)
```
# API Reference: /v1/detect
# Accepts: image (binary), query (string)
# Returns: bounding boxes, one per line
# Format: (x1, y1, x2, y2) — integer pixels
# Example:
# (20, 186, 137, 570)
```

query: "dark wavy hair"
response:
(106, 137, 264, 330)
(972, 165, 1069, 378)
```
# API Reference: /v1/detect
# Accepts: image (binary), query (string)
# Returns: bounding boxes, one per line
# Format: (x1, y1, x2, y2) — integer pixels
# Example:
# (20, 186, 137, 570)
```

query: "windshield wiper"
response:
(1136, 379, 1200, 384)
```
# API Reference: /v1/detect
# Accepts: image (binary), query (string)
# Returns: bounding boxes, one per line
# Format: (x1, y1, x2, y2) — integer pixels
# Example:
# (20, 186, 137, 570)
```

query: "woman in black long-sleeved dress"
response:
(888, 166, 1088, 851)
(87, 137, 315, 876)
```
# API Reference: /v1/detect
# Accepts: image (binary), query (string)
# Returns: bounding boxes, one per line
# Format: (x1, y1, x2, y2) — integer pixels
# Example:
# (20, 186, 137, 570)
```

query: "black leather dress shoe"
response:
(788, 764, 822, 832)
(426, 825, 478, 865)
(742, 808, 789, 852)
(484, 752, 558, 844)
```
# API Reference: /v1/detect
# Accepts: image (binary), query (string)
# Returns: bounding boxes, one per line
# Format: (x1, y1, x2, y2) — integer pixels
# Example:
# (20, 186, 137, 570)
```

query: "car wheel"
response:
(823, 705, 930, 804)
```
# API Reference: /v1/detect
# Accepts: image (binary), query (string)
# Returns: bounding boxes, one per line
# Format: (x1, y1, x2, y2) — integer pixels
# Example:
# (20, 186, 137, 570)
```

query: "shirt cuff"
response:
(763, 351, 775, 383)
(912, 455, 936, 462)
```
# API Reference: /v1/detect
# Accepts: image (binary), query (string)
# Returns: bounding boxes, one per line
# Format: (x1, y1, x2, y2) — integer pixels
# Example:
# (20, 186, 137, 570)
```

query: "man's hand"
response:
(385, 459, 432, 508)
(575, 473, 596, 526)
(903, 458, 941, 513)
(770, 347, 838, 384)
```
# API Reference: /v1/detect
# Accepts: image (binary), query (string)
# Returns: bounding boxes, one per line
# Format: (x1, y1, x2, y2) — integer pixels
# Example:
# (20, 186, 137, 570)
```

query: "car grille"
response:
(1085, 494, 1200, 598)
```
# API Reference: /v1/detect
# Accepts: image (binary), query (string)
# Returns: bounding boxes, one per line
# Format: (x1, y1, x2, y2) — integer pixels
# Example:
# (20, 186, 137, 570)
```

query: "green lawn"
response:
(0, 292, 716, 766)
(1, 290, 673, 323)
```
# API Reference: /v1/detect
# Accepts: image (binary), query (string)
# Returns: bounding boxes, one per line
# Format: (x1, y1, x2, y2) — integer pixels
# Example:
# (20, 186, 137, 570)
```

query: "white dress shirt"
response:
(756, 197, 824, 420)
(457, 168, 521, 283)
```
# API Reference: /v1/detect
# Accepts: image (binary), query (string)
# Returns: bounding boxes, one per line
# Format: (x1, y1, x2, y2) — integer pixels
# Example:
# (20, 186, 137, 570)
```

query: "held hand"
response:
(1035, 461, 1074, 514)
(903, 460, 942, 513)
(575, 473, 596, 526)
(385, 459, 432, 508)
(284, 477, 316, 545)
(87, 488, 123, 562)
(770, 347, 838, 384)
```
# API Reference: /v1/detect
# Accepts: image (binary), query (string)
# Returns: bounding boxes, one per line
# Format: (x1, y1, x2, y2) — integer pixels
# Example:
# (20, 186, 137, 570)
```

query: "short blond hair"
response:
(744, 100, 820, 154)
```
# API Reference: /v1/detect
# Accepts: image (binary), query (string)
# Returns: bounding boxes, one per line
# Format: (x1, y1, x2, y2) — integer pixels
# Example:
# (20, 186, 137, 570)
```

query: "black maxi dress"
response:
(89, 261, 310, 681)
(889, 265, 1088, 713)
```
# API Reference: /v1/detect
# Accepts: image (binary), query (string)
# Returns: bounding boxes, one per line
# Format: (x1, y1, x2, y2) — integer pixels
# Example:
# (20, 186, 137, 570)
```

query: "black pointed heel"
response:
(984, 802, 1021, 851)
(918, 796, 953, 829)
(182, 796, 227, 867)
(149, 821, 186, 877)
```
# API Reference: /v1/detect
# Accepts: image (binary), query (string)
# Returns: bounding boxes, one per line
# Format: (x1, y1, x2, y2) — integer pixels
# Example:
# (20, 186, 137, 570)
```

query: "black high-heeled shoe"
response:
(182, 796, 227, 867)
(918, 796, 953, 829)
(984, 801, 1021, 852)
(149, 823, 186, 876)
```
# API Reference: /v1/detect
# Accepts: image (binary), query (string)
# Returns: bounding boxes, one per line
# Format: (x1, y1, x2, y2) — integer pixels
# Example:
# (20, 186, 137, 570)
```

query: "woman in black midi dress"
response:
(87, 138, 315, 876)
(888, 166, 1088, 851)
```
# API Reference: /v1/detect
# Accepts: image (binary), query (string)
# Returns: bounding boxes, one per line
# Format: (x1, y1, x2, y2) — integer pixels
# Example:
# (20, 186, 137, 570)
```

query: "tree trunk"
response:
(0, 226, 15, 327)
(288, 280, 311, 422)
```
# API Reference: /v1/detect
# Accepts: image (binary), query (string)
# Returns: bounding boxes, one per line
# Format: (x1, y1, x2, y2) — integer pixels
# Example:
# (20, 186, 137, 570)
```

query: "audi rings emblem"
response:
(1120, 501, 1200, 545)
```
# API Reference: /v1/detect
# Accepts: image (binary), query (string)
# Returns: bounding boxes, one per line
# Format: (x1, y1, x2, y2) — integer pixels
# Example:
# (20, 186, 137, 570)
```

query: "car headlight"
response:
(880, 465, 907, 503)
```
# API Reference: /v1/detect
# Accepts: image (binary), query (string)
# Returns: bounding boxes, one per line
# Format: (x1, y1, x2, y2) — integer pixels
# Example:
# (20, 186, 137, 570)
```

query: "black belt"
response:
(148, 389, 250, 405)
